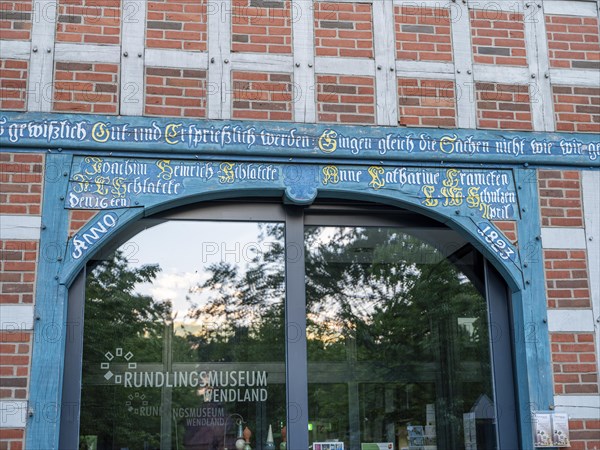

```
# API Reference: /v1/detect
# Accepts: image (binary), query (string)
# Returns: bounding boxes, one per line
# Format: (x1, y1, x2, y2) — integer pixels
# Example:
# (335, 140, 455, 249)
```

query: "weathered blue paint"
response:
(513, 168, 555, 450)
(26, 153, 73, 450)
(68, 211, 120, 260)
(2, 112, 600, 166)
(60, 208, 144, 287)
(61, 157, 522, 281)
(66, 156, 518, 221)
(283, 165, 320, 203)
(10, 110, 583, 449)
(28, 157, 530, 448)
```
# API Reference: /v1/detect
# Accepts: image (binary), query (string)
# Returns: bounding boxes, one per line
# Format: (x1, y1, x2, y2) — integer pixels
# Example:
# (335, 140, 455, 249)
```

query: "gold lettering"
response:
(318, 130, 338, 153)
(165, 123, 182, 145)
(440, 169, 462, 206)
(72, 173, 90, 194)
(322, 166, 339, 185)
(439, 134, 458, 154)
(91, 122, 110, 143)
(466, 186, 481, 209)
(94, 176, 110, 195)
(111, 177, 127, 199)
(219, 162, 235, 184)
(368, 166, 385, 190)
(466, 186, 491, 219)
(421, 185, 439, 207)
(84, 157, 103, 176)
(156, 160, 173, 180)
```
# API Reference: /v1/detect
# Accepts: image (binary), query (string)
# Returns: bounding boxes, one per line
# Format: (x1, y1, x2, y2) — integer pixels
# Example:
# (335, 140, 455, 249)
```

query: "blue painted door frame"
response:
(7, 112, 595, 449)
(26, 155, 548, 450)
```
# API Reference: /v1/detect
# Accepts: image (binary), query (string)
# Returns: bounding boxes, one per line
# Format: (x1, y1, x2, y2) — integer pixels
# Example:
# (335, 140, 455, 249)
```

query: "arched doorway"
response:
(60, 199, 519, 450)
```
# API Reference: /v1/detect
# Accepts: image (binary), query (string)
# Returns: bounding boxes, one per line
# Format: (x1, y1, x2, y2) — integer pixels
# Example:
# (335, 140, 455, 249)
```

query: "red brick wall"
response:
(145, 67, 207, 118)
(546, 15, 600, 70)
(69, 210, 99, 237)
(0, 153, 41, 449)
(551, 333, 598, 395)
(492, 220, 518, 245)
(0, 152, 42, 307)
(0, 153, 43, 216)
(56, 0, 121, 44)
(0, 241, 37, 304)
(232, 71, 292, 121)
(0, 59, 28, 111)
(314, 2, 373, 58)
(538, 170, 584, 227)
(0, 331, 31, 399)
(0, 428, 25, 450)
(394, 5, 452, 62)
(316, 75, 375, 124)
(146, 0, 207, 51)
(470, 10, 527, 66)
(0, 331, 29, 450)
(552, 85, 600, 133)
(232, 0, 292, 54)
(398, 78, 456, 127)
(0, 0, 32, 40)
(544, 249, 591, 309)
(53, 62, 119, 114)
(475, 82, 532, 130)
(569, 419, 600, 450)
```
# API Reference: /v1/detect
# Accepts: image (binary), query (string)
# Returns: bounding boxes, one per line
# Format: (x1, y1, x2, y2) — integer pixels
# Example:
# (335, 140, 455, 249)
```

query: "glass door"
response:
(64, 201, 516, 450)
(78, 215, 287, 450)
(304, 224, 497, 450)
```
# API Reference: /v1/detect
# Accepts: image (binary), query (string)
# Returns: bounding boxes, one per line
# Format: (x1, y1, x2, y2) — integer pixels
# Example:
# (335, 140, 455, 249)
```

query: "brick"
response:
(0, 1, 32, 40)
(544, 247, 590, 309)
(0, 59, 28, 111)
(470, 10, 527, 66)
(475, 83, 532, 130)
(546, 15, 600, 70)
(553, 85, 600, 134)
(144, 67, 206, 118)
(316, 75, 375, 124)
(146, 0, 207, 51)
(68, 210, 98, 237)
(492, 221, 518, 244)
(315, 2, 373, 58)
(0, 429, 24, 439)
(397, 78, 456, 127)
(539, 170, 584, 227)
(232, 71, 293, 121)
(232, 0, 292, 54)
(56, 0, 121, 44)
(0, 155, 44, 217)
(552, 332, 599, 396)
(0, 323, 30, 400)
(394, 5, 452, 61)
(53, 62, 119, 115)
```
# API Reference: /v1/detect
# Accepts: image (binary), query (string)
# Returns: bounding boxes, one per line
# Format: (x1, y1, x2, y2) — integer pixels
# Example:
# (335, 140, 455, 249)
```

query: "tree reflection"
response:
(189, 225, 494, 448)
(185, 224, 286, 363)
(80, 223, 495, 450)
(81, 251, 171, 449)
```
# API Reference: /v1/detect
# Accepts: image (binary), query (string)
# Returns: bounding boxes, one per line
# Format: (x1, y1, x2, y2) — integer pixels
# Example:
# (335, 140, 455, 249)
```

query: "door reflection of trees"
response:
(80, 223, 496, 450)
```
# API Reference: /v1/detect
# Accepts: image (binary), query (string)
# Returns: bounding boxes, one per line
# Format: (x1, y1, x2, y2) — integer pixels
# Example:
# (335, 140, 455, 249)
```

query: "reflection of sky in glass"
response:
(119, 221, 280, 324)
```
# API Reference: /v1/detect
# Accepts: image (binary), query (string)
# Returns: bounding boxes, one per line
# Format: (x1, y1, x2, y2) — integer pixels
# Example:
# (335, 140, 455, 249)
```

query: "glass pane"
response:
(79, 221, 287, 450)
(305, 226, 497, 450)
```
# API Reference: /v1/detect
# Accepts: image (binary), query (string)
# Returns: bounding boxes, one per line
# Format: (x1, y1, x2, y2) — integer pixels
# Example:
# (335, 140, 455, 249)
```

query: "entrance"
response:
(61, 200, 518, 450)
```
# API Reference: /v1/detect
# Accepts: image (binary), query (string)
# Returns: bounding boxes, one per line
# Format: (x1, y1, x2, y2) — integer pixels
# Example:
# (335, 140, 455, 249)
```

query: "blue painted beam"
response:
(2, 112, 599, 167)
(514, 168, 555, 450)
(26, 153, 72, 450)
